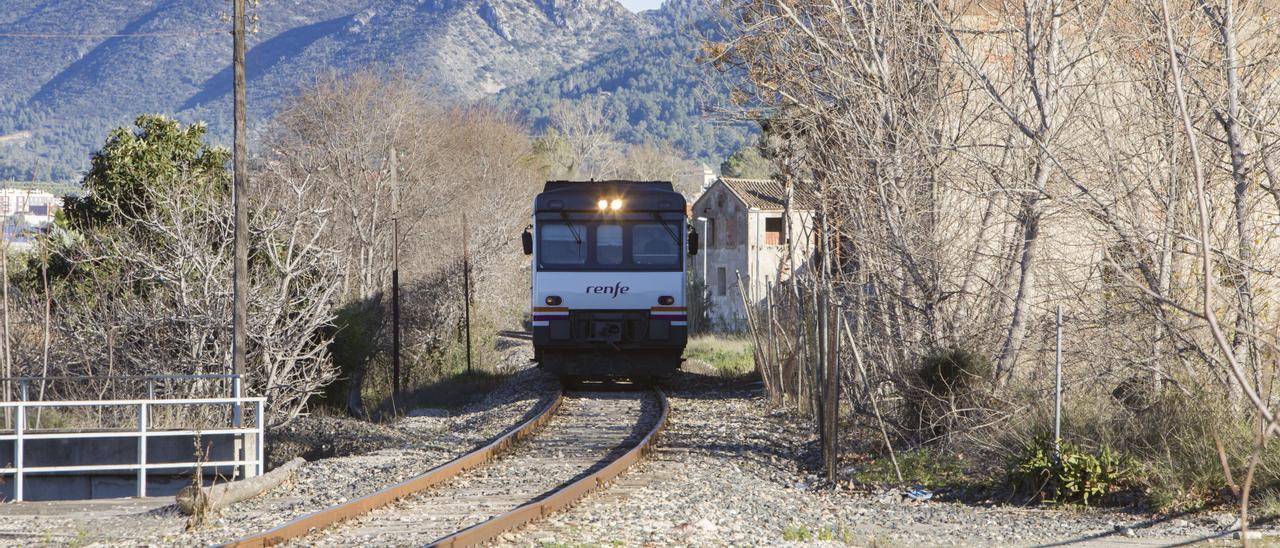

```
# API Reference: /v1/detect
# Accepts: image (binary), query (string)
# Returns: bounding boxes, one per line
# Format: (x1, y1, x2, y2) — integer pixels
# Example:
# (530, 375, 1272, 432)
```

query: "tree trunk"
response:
(177, 457, 305, 516)
(346, 365, 366, 418)
(1214, 1, 1259, 394)
(995, 199, 1040, 385)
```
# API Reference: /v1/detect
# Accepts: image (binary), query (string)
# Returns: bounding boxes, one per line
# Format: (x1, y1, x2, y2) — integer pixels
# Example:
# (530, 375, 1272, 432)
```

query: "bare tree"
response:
(263, 74, 542, 411)
(713, 1, 1280, 514)
(543, 97, 625, 179)
(36, 127, 342, 424)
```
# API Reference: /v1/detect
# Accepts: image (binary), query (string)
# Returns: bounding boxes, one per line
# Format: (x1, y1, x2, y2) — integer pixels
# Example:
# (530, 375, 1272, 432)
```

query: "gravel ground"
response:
(0, 364, 559, 547)
(1, 352, 1271, 547)
(504, 368, 1263, 547)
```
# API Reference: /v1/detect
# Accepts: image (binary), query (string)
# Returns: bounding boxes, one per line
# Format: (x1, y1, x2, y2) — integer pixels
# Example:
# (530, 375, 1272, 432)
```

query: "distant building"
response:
(0, 188, 59, 231)
(675, 163, 718, 199)
(0, 188, 58, 223)
(696, 163, 716, 191)
(0, 189, 62, 253)
(690, 178, 818, 331)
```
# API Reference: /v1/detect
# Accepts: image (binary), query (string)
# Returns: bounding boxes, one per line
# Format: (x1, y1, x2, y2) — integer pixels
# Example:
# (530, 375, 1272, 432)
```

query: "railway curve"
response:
(225, 386, 667, 547)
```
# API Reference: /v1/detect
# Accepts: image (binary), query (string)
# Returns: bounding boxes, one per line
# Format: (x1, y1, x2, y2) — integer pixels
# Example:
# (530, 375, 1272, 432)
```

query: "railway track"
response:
(227, 386, 667, 547)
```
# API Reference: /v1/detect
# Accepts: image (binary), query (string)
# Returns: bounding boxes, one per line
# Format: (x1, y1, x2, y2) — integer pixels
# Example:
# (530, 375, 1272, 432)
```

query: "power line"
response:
(0, 30, 223, 39)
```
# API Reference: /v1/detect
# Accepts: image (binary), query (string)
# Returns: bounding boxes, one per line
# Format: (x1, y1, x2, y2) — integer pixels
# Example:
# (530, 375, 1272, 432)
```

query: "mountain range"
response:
(0, 0, 752, 182)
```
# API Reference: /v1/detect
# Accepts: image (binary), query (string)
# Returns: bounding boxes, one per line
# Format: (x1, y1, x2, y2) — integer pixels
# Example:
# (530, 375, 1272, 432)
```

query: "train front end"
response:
(522, 180, 696, 379)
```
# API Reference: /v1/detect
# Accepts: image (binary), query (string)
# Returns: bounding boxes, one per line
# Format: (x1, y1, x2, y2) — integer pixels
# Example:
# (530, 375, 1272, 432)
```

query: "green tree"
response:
(63, 116, 227, 230)
(719, 144, 773, 179)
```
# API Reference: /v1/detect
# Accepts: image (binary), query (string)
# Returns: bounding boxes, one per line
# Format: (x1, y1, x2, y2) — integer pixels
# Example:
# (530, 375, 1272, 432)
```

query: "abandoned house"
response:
(690, 177, 818, 331)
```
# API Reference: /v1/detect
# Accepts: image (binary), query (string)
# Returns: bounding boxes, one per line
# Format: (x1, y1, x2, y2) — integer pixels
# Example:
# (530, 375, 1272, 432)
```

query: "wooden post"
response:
(1054, 304, 1063, 460)
(810, 284, 820, 416)
(795, 284, 807, 413)
(736, 270, 767, 387)
(815, 288, 824, 441)
(765, 277, 777, 399)
(462, 213, 473, 375)
(826, 299, 840, 482)
(390, 149, 401, 398)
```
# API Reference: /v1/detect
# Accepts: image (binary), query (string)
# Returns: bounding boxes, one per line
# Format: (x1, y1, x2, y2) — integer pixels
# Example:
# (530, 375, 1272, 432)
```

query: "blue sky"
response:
(618, 0, 664, 12)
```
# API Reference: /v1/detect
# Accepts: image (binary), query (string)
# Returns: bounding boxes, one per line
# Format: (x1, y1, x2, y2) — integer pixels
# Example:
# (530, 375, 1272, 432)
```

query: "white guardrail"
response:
(0, 395, 265, 502)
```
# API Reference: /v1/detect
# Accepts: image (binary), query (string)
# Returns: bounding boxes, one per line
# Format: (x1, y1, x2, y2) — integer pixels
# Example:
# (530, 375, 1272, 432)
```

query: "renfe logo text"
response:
(586, 283, 630, 298)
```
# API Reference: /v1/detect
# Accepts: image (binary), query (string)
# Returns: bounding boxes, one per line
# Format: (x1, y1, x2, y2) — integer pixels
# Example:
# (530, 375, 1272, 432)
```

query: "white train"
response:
(521, 180, 697, 379)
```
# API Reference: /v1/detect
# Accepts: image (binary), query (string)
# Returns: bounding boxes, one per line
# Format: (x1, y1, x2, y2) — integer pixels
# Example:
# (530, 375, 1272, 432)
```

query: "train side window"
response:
(538, 223, 586, 266)
(597, 224, 623, 265)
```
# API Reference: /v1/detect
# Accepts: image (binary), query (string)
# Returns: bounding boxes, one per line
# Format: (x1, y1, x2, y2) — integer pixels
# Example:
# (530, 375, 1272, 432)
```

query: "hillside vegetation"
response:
(496, 0, 755, 165)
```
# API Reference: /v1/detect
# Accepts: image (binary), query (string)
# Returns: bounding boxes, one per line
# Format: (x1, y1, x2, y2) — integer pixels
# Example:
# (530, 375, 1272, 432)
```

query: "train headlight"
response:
(597, 199, 608, 210)
(545, 295, 562, 306)
(610, 199, 623, 210)
(658, 295, 675, 305)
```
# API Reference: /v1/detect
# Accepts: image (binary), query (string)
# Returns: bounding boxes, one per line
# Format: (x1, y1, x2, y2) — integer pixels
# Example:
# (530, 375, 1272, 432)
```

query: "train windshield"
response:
(632, 223, 680, 266)
(539, 223, 587, 265)
(538, 220, 682, 271)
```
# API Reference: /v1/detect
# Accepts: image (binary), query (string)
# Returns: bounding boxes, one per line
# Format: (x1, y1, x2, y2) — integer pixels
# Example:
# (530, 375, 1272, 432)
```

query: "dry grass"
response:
(684, 335, 756, 378)
(969, 378, 1280, 511)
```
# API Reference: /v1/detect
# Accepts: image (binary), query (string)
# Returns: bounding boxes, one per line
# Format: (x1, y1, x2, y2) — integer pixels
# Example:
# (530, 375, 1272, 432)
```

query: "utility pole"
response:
(462, 213, 473, 375)
(232, 0, 248, 407)
(231, 0, 249, 478)
(390, 148, 401, 399)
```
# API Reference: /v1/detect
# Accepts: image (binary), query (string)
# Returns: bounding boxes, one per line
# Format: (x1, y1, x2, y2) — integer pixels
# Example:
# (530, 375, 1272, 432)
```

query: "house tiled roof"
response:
(719, 178, 819, 211)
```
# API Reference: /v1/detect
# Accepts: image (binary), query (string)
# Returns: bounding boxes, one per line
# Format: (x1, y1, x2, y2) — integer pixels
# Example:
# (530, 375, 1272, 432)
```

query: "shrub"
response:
(322, 297, 385, 414)
(983, 380, 1280, 512)
(1119, 387, 1280, 512)
(903, 348, 991, 438)
(1009, 434, 1134, 505)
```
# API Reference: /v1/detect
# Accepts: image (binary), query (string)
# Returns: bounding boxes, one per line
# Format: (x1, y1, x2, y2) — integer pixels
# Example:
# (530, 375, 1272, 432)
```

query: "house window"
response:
(764, 217, 783, 245)
(716, 267, 727, 296)
(707, 218, 716, 249)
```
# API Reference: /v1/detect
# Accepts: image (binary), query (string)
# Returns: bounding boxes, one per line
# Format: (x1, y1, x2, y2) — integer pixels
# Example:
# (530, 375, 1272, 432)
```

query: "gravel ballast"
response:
(504, 371, 1260, 547)
(0, 362, 1269, 546)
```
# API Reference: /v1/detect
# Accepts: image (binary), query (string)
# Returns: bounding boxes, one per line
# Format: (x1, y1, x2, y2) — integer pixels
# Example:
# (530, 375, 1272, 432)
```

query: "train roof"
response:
(543, 180, 674, 192)
(536, 180, 685, 212)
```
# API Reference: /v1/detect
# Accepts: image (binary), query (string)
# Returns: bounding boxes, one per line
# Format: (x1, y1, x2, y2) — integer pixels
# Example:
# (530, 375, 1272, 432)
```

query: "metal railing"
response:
(0, 385, 264, 502)
(0, 373, 242, 404)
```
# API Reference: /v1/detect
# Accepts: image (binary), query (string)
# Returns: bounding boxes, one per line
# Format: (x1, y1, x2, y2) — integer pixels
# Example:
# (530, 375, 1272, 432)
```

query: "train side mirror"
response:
(521, 227, 533, 255)
(687, 231, 699, 256)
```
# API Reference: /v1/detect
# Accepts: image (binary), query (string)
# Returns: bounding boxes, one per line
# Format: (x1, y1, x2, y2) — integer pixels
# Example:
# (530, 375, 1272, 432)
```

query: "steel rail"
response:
(429, 387, 669, 547)
(223, 390, 565, 548)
